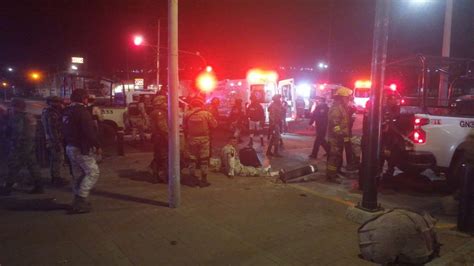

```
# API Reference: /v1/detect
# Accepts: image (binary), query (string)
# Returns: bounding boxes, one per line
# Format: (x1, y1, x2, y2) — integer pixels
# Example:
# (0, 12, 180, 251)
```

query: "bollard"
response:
(117, 130, 125, 156)
(457, 163, 474, 233)
(279, 164, 318, 183)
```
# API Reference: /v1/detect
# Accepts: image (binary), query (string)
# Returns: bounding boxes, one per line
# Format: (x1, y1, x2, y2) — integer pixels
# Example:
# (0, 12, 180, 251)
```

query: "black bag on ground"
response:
(239, 146, 261, 167)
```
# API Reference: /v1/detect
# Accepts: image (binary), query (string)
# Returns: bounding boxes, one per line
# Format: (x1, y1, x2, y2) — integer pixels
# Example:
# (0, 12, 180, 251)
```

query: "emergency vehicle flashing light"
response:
(355, 80, 371, 88)
(196, 72, 217, 93)
(246, 69, 278, 84)
(389, 83, 397, 91)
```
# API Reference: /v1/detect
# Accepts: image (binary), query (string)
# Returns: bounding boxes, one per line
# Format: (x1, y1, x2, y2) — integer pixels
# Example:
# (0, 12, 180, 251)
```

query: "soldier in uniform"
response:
(221, 136, 271, 177)
(1, 98, 44, 195)
(149, 94, 169, 183)
(63, 89, 101, 213)
(41, 96, 68, 186)
(267, 94, 284, 157)
(246, 96, 265, 147)
(184, 96, 217, 187)
(308, 96, 330, 159)
(326, 87, 353, 183)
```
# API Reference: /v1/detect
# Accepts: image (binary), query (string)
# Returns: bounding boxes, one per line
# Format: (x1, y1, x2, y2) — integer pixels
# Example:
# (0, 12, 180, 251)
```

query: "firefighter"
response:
(229, 98, 244, 143)
(267, 94, 284, 157)
(326, 87, 353, 183)
(308, 96, 330, 159)
(149, 94, 169, 183)
(343, 96, 358, 172)
(1, 98, 44, 195)
(184, 96, 217, 187)
(246, 95, 265, 147)
(41, 96, 68, 186)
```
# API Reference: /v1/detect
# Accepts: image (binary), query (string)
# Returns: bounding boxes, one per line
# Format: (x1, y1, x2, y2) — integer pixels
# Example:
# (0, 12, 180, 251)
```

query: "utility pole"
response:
(168, 0, 181, 208)
(156, 19, 161, 90)
(438, 0, 453, 106)
(359, 0, 390, 211)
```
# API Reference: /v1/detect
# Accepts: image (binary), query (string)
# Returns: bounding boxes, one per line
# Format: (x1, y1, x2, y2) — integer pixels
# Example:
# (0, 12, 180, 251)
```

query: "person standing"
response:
(229, 98, 244, 142)
(149, 94, 169, 183)
(0, 98, 44, 195)
(62, 89, 101, 213)
(184, 96, 217, 187)
(308, 96, 330, 159)
(41, 96, 68, 186)
(246, 96, 265, 147)
(326, 87, 352, 183)
(267, 94, 284, 157)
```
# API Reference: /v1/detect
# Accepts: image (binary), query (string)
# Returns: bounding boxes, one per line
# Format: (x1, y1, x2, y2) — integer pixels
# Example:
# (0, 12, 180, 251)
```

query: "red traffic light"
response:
(133, 35, 144, 46)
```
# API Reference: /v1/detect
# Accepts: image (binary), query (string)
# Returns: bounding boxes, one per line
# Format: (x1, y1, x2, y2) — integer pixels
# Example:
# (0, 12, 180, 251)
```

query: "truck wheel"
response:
(448, 154, 466, 191)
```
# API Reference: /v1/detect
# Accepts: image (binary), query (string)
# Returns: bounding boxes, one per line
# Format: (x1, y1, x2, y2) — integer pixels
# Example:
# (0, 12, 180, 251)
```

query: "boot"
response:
(199, 175, 211, 187)
(260, 137, 264, 146)
(69, 195, 92, 214)
(29, 181, 44, 194)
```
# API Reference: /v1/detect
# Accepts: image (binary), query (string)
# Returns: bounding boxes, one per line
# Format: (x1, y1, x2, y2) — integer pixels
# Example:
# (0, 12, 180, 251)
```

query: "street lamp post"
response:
(359, 0, 390, 212)
(156, 19, 161, 89)
(168, 0, 180, 208)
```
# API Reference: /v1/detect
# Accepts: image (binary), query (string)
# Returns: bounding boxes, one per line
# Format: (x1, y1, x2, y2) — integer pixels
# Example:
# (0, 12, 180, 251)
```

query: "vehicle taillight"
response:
(410, 116, 429, 144)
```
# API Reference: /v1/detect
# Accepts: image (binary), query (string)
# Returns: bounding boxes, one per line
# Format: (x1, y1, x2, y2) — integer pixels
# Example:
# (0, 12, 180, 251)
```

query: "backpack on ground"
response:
(358, 208, 440, 265)
(239, 146, 261, 167)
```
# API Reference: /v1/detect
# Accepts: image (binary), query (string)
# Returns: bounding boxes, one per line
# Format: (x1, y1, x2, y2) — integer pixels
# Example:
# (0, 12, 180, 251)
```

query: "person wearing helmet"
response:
(326, 87, 353, 183)
(184, 96, 217, 187)
(207, 97, 220, 122)
(267, 94, 285, 157)
(1, 98, 44, 195)
(149, 95, 169, 183)
(41, 96, 68, 187)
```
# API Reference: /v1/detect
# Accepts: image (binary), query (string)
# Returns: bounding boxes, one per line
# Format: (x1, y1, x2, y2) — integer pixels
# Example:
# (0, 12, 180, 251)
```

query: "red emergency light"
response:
(389, 83, 397, 91)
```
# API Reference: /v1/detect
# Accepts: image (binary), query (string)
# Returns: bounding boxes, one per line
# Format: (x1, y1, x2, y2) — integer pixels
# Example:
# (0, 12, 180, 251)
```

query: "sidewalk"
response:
(0, 151, 471, 265)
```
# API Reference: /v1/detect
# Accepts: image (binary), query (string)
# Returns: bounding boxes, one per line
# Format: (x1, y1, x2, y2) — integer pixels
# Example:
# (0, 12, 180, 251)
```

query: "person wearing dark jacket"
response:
(246, 96, 265, 147)
(62, 89, 101, 214)
(308, 97, 330, 159)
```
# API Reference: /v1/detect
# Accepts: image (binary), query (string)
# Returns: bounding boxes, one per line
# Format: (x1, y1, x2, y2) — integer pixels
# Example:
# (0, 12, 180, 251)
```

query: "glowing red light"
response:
(196, 72, 217, 93)
(389, 83, 397, 91)
(205, 66, 213, 72)
(133, 35, 144, 46)
(415, 118, 421, 124)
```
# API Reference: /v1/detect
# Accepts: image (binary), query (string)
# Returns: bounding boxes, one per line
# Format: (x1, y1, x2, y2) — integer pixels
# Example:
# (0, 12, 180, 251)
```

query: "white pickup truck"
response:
(398, 96, 474, 188)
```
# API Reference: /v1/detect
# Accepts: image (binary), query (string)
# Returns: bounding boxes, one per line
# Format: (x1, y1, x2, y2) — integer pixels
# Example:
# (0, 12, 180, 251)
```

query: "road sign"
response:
(134, 78, 144, 86)
(71, 57, 84, 64)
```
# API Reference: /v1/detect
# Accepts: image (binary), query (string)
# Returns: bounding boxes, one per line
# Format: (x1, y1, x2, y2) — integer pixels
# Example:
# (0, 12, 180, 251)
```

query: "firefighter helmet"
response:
(335, 87, 353, 97)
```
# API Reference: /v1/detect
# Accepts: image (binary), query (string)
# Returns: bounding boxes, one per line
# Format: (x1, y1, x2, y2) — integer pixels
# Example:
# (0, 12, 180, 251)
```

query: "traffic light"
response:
(133, 35, 144, 46)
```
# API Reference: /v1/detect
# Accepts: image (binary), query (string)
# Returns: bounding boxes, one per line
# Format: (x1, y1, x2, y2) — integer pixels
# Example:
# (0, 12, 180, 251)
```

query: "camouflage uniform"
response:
(326, 100, 351, 181)
(4, 99, 43, 193)
(184, 106, 217, 186)
(221, 144, 264, 177)
(41, 99, 65, 183)
(149, 95, 168, 183)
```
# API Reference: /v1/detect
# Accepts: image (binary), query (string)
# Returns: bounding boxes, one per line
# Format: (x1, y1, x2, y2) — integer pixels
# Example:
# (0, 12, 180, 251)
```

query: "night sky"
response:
(1, 0, 473, 84)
